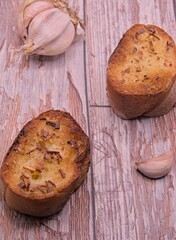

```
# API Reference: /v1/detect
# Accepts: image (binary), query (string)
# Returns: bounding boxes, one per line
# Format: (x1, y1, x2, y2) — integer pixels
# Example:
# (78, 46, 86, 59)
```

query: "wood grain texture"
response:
(0, 0, 93, 240)
(0, 0, 176, 239)
(90, 108, 176, 240)
(86, 0, 176, 239)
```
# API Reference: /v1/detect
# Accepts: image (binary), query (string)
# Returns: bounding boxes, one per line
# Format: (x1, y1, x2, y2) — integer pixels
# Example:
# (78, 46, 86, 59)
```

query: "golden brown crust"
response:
(0, 110, 90, 217)
(107, 24, 176, 119)
(144, 74, 176, 117)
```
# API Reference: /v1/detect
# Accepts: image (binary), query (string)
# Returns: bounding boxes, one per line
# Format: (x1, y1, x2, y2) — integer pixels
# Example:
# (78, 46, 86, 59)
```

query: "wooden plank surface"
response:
(86, 0, 176, 239)
(0, 0, 176, 239)
(0, 0, 93, 240)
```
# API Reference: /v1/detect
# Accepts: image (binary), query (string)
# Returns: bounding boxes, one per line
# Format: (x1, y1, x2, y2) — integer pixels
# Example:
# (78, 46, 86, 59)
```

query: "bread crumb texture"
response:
(1, 110, 90, 202)
(108, 24, 176, 95)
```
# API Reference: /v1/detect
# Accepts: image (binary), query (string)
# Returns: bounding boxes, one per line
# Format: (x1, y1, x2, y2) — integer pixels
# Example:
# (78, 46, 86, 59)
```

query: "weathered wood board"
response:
(0, 0, 175, 239)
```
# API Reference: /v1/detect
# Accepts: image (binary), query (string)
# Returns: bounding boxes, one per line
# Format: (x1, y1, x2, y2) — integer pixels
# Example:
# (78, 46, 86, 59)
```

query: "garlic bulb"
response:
(18, 0, 85, 56)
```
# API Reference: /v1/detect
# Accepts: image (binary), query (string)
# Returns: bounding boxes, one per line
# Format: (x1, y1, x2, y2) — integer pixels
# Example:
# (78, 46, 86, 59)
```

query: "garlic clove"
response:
(24, 8, 72, 55)
(135, 151, 173, 179)
(33, 21, 75, 56)
(23, 1, 54, 31)
(18, 0, 53, 39)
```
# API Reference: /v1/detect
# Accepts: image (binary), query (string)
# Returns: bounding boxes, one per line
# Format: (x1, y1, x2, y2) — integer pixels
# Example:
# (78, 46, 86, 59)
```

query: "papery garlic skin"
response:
(18, 0, 54, 39)
(24, 8, 75, 55)
(135, 151, 173, 179)
(18, 0, 84, 56)
(32, 21, 75, 55)
(23, 1, 54, 32)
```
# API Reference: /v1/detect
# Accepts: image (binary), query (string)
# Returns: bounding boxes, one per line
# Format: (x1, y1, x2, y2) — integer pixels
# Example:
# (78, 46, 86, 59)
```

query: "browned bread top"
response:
(107, 24, 176, 95)
(1, 110, 90, 201)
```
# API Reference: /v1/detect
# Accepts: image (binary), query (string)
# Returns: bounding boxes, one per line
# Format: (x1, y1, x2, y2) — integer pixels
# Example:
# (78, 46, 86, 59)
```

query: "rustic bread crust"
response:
(144, 75, 176, 117)
(107, 24, 176, 119)
(0, 110, 90, 217)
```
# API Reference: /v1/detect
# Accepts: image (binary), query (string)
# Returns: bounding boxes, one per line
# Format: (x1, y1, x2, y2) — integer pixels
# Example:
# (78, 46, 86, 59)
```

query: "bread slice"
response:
(0, 110, 90, 217)
(107, 24, 176, 119)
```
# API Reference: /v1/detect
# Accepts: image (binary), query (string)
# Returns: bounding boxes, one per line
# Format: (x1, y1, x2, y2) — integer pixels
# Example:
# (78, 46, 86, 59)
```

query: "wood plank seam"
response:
(85, 1, 176, 239)
(83, 1, 97, 239)
(90, 105, 111, 108)
(173, 0, 176, 20)
(0, 1, 93, 239)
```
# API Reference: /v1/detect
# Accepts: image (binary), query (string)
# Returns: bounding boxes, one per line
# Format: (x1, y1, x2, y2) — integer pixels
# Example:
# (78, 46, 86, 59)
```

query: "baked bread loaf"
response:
(107, 24, 176, 119)
(0, 110, 90, 217)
